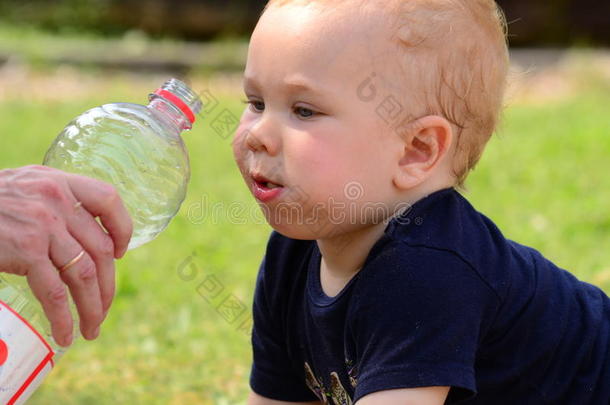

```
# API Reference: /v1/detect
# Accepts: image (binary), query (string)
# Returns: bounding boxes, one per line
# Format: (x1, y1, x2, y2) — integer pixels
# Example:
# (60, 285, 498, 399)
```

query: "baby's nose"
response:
(244, 121, 281, 156)
(245, 129, 266, 152)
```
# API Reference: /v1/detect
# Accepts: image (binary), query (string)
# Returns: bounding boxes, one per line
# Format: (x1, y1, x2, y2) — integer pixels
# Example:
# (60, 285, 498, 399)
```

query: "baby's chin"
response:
(262, 214, 361, 242)
(264, 219, 321, 241)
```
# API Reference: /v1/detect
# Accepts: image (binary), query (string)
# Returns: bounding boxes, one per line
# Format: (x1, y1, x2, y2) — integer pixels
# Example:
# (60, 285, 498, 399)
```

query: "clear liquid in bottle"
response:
(43, 78, 202, 249)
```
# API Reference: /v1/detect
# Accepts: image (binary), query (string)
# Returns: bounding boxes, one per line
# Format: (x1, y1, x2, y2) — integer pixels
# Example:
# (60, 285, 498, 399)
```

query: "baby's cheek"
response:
(231, 124, 249, 157)
(230, 136, 250, 184)
(286, 140, 329, 174)
(292, 148, 353, 201)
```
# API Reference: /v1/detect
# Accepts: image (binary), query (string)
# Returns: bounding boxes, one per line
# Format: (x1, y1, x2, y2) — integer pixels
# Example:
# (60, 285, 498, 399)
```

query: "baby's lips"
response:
(251, 171, 284, 188)
(251, 179, 285, 203)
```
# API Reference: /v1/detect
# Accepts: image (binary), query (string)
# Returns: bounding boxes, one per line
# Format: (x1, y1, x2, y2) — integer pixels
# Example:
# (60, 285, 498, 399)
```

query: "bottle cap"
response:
(150, 78, 203, 125)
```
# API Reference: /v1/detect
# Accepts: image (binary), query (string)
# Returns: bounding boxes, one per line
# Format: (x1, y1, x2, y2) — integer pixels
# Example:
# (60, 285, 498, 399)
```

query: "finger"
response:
(49, 233, 103, 340)
(67, 203, 117, 318)
(26, 259, 74, 347)
(64, 173, 133, 258)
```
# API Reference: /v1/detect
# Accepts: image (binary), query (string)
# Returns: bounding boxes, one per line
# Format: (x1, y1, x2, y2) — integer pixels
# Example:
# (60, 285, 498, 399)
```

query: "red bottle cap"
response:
(153, 89, 196, 124)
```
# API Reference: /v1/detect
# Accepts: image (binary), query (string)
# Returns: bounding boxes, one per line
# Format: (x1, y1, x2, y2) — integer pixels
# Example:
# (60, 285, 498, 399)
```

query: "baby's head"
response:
(233, 0, 509, 239)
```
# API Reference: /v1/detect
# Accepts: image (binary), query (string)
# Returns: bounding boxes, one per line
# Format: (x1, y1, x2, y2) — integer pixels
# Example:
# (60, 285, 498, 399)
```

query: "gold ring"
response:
(59, 250, 85, 273)
(73, 201, 83, 211)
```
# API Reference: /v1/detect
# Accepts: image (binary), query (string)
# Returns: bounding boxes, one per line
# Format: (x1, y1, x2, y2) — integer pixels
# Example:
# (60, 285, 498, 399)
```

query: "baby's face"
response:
(233, 4, 403, 239)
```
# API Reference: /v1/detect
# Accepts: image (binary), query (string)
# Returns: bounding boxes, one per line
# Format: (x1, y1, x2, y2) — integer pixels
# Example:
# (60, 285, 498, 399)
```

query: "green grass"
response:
(0, 76, 609, 404)
(0, 23, 248, 72)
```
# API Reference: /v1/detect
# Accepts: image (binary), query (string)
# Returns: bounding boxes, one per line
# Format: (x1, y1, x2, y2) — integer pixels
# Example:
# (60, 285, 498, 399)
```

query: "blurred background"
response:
(0, 1, 609, 404)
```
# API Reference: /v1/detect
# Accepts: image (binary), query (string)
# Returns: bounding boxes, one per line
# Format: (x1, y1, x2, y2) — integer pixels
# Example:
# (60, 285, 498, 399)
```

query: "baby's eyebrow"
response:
(243, 75, 261, 91)
(243, 75, 323, 97)
(282, 79, 321, 96)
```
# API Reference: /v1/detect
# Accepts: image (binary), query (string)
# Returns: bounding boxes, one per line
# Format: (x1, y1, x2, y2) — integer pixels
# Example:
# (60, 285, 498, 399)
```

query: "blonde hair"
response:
(264, 0, 509, 186)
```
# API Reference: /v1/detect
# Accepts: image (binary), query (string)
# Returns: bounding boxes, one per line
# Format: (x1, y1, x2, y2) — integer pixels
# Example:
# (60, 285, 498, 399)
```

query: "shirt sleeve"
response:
(350, 243, 499, 403)
(249, 256, 320, 402)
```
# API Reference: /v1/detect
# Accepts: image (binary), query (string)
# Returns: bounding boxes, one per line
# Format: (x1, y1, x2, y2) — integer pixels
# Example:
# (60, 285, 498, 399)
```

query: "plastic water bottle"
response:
(44, 77, 202, 249)
(0, 78, 202, 403)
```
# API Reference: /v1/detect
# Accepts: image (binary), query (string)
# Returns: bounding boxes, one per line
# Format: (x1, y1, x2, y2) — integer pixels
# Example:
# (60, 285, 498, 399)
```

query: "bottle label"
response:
(0, 300, 55, 405)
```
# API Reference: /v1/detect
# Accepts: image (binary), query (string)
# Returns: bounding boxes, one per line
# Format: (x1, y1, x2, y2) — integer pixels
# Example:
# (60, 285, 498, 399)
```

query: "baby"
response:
(232, 1, 610, 404)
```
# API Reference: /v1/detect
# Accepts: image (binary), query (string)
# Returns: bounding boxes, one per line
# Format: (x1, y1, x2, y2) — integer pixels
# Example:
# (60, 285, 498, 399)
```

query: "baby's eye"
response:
(294, 106, 316, 119)
(243, 99, 265, 113)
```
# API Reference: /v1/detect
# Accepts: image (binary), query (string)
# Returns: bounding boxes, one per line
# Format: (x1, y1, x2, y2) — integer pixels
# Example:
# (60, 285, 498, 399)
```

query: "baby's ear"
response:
(392, 115, 453, 190)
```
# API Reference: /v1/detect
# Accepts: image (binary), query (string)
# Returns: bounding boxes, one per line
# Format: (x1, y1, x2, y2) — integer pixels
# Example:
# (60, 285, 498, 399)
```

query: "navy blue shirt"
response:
(249, 188, 610, 404)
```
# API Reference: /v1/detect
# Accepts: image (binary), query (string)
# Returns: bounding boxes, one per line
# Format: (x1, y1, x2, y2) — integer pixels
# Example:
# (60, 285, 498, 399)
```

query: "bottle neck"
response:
(147, 98, 192, 134)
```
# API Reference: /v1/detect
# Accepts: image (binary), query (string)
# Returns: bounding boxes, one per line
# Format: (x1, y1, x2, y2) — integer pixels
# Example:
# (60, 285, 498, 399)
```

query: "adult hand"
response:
(0, 165, 133, 347)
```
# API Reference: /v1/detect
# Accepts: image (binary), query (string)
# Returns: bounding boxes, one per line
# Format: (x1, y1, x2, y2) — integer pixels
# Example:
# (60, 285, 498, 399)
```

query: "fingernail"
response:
(118, 245, 129, 259)
(63, 332, 73, 347)
(93, 326, 100, 339)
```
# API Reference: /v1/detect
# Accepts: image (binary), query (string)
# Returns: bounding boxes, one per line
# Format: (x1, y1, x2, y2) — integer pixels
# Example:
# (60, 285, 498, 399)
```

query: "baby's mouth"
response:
(257, 180, 282, 189)
(250, 172, 286, 203)
(251, 173, 284, 189)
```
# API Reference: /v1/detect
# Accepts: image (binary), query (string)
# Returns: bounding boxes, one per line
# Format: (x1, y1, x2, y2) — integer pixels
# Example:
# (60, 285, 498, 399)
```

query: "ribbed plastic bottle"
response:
(0, 78, 202, 404)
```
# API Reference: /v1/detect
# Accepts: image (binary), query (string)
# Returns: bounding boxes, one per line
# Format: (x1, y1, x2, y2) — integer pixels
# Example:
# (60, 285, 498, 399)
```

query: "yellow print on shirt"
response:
(330, 371, 353, 405)
(304, 362, 353, 405)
